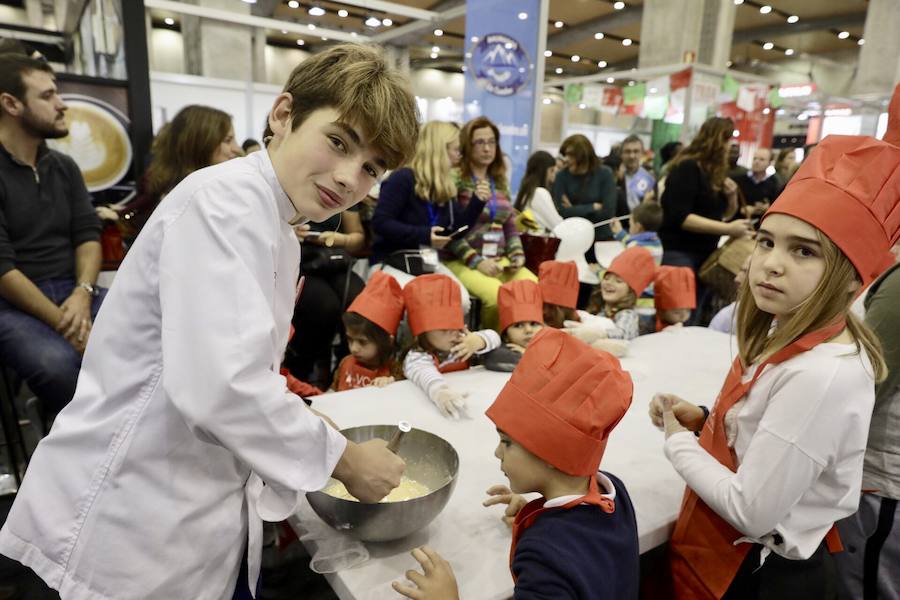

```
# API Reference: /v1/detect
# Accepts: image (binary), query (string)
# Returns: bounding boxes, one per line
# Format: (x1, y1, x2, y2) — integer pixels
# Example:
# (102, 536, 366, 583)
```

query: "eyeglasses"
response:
(472, 138, 497, 148)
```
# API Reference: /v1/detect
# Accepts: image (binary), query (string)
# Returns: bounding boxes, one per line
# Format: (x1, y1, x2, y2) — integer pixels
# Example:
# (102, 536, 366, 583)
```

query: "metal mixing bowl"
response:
(306, 425, 459, 542)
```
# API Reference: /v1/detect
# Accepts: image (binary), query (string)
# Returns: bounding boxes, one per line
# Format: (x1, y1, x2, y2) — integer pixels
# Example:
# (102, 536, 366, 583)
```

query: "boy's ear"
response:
(268, 92, 294, 138)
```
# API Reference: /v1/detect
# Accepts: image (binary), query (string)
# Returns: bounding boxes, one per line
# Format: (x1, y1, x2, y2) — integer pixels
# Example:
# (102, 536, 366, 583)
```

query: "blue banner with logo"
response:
(463, 0, 547, 198)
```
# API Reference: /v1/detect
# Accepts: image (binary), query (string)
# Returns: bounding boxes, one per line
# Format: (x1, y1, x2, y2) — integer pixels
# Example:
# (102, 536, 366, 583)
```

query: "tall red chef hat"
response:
(486, 328, 634, 477)
(606, 247, 657, 296)
(498, 280, 544, 334)
(403, 274, 464, 337)
(346, 271, 404, 335)
(538, 260, 579, 309)
(764, 84, 900, 287)
(654, 266, 697, 311)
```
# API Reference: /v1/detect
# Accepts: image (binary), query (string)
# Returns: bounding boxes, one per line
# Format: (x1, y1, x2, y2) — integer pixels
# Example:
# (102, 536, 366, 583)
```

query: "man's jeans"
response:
(0, 278, 106, 416)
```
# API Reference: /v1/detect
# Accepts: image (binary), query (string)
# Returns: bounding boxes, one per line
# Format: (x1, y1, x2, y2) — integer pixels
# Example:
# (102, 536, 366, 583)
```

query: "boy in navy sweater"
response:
(393, 327, 640, 599)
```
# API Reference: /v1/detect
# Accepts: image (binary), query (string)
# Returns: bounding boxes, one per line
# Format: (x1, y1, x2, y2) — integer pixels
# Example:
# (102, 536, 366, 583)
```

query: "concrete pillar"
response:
(181, 0, 253, 80)
(252, 27, 267, 83)
(24, 0, 43, 28)
(639, 0, 734, 68)
(853, 0, 900, 96)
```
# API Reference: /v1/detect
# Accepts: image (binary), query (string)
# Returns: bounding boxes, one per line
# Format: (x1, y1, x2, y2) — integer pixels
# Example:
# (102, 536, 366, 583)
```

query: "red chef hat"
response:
(654, 266, 697, 311)
(403, 274, 464, 336)
(498, 280, 544, 334)
(538, 260, 579, 309)
(486, 328, 633, 476)
(347, 271, 404, 335)
(606, 247, 657, 296)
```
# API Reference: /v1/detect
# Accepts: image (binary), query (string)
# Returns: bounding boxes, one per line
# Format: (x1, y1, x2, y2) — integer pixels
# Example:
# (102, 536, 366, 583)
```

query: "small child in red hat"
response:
(537, 260, 581, 328)
(331, 271, 404, 391)
(393, 328, 639, 599)
(653, 265, 697, 331)
(483, 280, 545, 372)
(403, 274, 501, 419)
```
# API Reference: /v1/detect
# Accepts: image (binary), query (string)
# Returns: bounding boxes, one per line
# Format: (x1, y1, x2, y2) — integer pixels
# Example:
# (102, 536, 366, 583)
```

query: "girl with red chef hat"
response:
(393, 327, 640, 599)
(649, 84, 900, 599)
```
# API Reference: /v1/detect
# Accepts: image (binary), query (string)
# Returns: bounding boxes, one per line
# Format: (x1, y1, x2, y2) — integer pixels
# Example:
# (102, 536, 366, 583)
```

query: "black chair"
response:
(0, 366, 30, 489)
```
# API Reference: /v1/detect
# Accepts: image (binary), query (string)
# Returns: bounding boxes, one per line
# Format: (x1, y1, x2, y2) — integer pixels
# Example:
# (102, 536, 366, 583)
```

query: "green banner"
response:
(721, 74, 739, 100)
(767, 87, 783, 108)
(623, 82, 646, 105)
(564, 83, 583, 104)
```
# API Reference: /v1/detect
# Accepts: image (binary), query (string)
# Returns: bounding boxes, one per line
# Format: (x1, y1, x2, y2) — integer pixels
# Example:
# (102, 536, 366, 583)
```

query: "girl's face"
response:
(446, 139, 461, 167)
(424, 329, 463, 353)
(661, 308, 691, 325)
(210, 126, 241, 165)
(544, 164, 558, 186)
(749, 213, 827, 322)
(346, 328, 381, 367)
(470, 126, 497, 169)
(505, 321, 543, 347)
(494, 430, 548, 494)
(601, 272, 631, 306)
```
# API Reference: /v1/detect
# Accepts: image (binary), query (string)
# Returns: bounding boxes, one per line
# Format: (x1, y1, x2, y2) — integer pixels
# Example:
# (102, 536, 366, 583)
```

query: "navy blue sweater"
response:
(371, 168, 485, 264)
(512, 472, 639, 600)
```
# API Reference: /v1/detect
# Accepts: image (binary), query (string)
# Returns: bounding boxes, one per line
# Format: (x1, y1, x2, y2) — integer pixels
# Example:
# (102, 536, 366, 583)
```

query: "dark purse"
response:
(300, 244, 351, 275)
(384, 249, 437, 276)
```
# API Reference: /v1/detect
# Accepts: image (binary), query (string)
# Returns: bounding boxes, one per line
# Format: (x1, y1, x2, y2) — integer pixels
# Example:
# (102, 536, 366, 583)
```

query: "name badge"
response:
(482, 230, 503, 258)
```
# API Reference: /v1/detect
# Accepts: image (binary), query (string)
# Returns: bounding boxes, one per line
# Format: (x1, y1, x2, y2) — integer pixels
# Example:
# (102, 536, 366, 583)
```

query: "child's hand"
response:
(610, 219, 623, 235)
(392, 546, 460, 600)
(371, 376, 395, 387)
(505, 343, 526, 354)
(451, 331, 486, 362)
(431, 386, 468, 420)
(649, 393, 706, 434)
(590, 338, 628, 357)
(562, 319, 608, 344)
(483, 484, 528, 528)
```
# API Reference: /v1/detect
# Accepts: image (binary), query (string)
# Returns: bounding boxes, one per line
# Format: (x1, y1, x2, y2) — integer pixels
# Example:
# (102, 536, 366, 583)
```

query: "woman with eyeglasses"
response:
(551, 134, 619, 245)
(443, 116, 537, 331)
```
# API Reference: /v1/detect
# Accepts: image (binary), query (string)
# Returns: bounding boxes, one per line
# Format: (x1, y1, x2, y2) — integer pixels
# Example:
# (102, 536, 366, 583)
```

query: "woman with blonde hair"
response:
(371, 120, 482, 310)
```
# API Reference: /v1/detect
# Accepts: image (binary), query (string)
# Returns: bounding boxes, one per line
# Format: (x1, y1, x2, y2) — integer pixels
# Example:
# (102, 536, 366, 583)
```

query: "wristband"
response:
(693, 405, 710, 437)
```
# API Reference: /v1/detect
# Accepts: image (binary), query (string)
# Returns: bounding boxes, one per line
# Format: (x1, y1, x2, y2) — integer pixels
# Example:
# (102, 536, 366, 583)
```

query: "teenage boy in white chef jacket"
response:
(0, 44, 420, 600)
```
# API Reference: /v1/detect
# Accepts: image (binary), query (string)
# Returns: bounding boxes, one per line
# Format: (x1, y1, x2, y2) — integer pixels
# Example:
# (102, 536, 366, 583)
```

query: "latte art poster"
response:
(48, 95, 133, 192)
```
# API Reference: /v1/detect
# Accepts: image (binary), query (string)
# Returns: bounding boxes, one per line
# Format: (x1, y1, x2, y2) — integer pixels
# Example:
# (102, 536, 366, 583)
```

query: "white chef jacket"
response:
(0, 151, 347, 599)
(665, 342, 875, 561)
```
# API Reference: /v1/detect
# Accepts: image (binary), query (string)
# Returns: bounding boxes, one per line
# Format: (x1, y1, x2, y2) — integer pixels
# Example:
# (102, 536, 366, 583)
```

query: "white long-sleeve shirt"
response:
(0, 152, 347, 599)
(665, 342, 875, 560)
(403, 329, 501, 399)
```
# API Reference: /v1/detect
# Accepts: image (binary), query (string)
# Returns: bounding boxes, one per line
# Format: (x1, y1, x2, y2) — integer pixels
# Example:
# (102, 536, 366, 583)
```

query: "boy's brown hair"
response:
(269, 43, 419, 169)
(631, 201, 663, 232)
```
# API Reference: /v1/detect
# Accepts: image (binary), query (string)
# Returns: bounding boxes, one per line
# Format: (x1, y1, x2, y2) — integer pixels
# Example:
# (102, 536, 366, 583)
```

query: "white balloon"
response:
(552, 217, 600, 284)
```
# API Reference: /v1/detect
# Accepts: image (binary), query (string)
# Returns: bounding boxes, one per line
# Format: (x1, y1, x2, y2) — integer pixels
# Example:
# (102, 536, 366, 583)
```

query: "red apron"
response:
(508, 475, 615, 580)
(435, 356, 469, 374)
(670, 321, 846, 599)
(333, 356, 393, 391)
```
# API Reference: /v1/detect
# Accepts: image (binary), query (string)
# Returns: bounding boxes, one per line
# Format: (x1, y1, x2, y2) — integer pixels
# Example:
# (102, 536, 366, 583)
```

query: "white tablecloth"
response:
(298, 326, 735, 600)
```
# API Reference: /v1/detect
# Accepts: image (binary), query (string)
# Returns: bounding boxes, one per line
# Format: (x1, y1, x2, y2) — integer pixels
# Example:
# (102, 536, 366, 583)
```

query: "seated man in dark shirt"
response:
(736, 147, 780, 217)
(0, 54, 105, 417)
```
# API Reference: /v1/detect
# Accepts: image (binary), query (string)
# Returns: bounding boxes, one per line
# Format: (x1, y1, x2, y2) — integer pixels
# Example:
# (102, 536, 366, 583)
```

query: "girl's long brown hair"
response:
(668, 116, 733, 190)
(145, 105, 233, 200)
(735, 227, 886, 381)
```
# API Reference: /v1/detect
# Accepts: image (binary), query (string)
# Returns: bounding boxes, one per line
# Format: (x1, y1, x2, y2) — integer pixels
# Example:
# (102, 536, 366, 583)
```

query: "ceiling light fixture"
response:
(164, 17, 174, 25)
(787, 15, 799, 23)
(606, 77, 615, 83)
(555, 67, 563, 74)
(544, 50, 552, 57)
(287, 0, 299, 8)
(858, 38, 865, 45)
(365, 15, 381, 27)
(784, 48, 794, 55)
(762, 42, 774, 50)
(432, 45, 440, 53)
(434, 28, 443, 36)
(296, 39, 304, 45)
(571, 54, 580, 62)
(338, 9, 348, 17)
(518, 12, 528, 20)
(622, 38, 632, 46)
(837, 31, 850, 39)
(628, 80, 635, 86)
(733, 0, 743, 4)
(554, 21, 563, 28)
(307, 23, 316, 30)
(382, 18, 392, 26)
(308, 6, 325, 16)
(613, 1, 625, 9)
(759, 5, 772, 14)
(598, 60, 607, 68)
(430, 52, 438, 59)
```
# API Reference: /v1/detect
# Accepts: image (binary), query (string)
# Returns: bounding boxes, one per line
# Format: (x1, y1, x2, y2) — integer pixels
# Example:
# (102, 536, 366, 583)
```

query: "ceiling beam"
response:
(732, 12, 866, 44)
(547, 6, 642, 50)
(371, 0, 465, 45)
(329, 0, 438, 21)
(249, 0, 280, 19)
